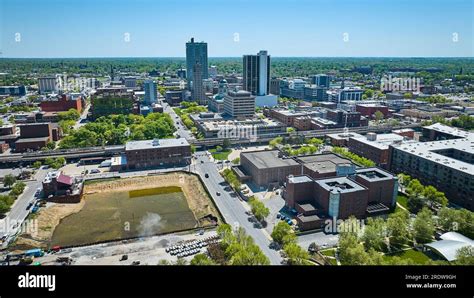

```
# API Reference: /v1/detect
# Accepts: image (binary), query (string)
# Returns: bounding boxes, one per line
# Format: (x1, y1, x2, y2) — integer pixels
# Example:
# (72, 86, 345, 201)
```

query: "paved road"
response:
(160, 100, 194, 140)
(192, 152, 283, 265)
(73, 103, 91, 130)
(0, 168, 49, 248)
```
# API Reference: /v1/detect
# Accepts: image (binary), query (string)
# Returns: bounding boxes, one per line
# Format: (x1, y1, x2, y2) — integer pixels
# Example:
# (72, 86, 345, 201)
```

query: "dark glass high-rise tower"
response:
(186, 37, 208, 89)
(243, 50, 270, 96)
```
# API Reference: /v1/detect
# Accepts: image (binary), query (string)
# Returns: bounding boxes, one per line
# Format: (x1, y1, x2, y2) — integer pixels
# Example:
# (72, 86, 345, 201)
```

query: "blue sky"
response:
(0, 0, 472, 57)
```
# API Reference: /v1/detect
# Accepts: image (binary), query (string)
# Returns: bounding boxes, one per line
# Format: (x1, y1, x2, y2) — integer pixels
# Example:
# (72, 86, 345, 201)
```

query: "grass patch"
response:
(129, 186, 182, 198)
(396, 195, 408, 209)
(383, 248, 431, 264)
(327, 258, 338, 265)
(209, 149, 232, 160)
(320, 248, 336, 257)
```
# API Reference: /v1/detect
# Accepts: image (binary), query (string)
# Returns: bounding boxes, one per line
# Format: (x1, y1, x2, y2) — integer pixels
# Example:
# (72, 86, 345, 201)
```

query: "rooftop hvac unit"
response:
(366, 132, 377, 141)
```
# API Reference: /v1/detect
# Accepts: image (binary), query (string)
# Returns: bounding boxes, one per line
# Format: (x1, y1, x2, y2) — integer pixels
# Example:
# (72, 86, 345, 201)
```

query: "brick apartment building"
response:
(40, 94, 83, 113)
(355, 103, 389, 119)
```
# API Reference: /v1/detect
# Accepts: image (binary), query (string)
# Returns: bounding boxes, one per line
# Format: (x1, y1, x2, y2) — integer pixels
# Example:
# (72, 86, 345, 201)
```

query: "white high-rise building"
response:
(38, 75, 60, 94)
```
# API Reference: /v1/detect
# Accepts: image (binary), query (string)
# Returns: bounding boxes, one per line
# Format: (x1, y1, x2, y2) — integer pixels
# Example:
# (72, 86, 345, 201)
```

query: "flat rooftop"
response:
(350, 133, 406, 150)
(327, 132, 364, 140)
(296, 153, 354, 174)
(288, 175, 313, 184)
(424, 123, 472, 139)
(125, 138, 189, 151)
(316, 177, 366, 193)
(241, 150, 299, 169)
(356, 167, 394, 181)
(393, 135, 474, 175)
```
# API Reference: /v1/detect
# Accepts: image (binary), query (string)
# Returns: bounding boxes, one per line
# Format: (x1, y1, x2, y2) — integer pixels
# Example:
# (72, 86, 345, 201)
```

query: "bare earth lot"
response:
(12, 172, 220, 250)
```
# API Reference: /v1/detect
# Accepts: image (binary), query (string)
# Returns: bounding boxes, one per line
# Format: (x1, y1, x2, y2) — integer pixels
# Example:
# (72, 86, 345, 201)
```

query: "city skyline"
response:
(0, 0, 472, 58)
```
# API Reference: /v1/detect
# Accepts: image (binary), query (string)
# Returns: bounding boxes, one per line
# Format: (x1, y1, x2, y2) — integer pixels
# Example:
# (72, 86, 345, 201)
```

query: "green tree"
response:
(271, 221, 296, 246)
(423, 186, 448, 207)
(58, 108, 80, 121)
(361, 217, 386, 252)
(248, 197, 270, 222)
(9, 182, 26, 197)
(338, 232, 371, 265)
(283, 242, 310, 265)
(232, 157, 240, 165)
(3, 174, 17, 188)
(397, 173, 411, 192)
(190, 253, 216, 265)
(174, 258, 188, 265)
(454, 246, 474, 265)
(0, 199, 10, 214)
(157, 259, 171, 265)
(286, 127, 295, 133)
(386, 209, 411, 247)
(437, 207, 474, 239)
(374, 110, 384, 122)
(406, 179, 426, 212)
(269, 136, 283, 148)
(32, 161, 42, 169)
(413, 208, 435, 244)
(222, 138, 231, 150)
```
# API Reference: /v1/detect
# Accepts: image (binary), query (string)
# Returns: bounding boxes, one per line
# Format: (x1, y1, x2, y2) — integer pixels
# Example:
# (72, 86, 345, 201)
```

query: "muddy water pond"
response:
(50, 186, 197, 247)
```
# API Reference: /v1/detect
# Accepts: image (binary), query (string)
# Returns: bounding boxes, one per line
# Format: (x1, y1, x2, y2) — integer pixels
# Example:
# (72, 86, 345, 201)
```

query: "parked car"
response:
(119, 255, 128, 261)
(90, 169, 100, 174)
(216, 192, 221, 196)
(205, 173, 209, 178)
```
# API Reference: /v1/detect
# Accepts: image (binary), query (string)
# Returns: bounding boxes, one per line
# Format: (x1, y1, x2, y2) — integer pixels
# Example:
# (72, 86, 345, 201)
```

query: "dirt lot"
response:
(84, 172, 220, 224)
(11, 201, 85, 250)
(12, 172, 220, 250)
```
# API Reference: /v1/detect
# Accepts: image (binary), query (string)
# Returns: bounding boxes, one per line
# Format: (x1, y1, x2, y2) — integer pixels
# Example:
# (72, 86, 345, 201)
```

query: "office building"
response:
(125, 138, 191, 170)
(91, 87, 137, 119)
(177, 68, 187, 79)
(243, 50, 270, 96)
(311, 74, 330, 88)
(186, 37, 208, 89)
(0, 86, 26, 96)
(192, 62, 207, 105)
(143, 80, 157, 105)
(223, 90, 255, 119)
(38, 76, 60, 94)
(209, 65, 217, 78)
(123, 77, 137, 88)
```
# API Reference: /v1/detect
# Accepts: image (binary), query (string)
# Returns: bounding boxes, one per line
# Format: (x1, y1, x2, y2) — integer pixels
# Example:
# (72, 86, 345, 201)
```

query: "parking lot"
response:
(32, 229, 218, 265)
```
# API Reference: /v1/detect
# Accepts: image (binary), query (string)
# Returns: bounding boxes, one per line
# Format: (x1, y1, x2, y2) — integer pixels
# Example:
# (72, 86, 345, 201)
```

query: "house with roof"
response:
(42, 171, 83, 203)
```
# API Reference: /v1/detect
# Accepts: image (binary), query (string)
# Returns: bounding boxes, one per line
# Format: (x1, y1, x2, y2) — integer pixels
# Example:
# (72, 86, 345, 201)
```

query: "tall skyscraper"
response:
(143, 80, 157, 105)
(243, 50, 270, 96)
(192, 62, 207, 105)
(186, 37, 208, 90)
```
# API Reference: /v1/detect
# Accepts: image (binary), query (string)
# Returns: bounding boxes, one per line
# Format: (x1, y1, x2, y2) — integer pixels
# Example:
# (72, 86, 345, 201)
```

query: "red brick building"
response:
(356, 103, 389, 119)
(40, 94, 83, 113)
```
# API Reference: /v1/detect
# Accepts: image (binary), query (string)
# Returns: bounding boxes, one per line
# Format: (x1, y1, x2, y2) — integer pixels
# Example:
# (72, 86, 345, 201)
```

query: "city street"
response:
(0, 168, 49, 248)
(192, 151, 283, 265)
(161, 99, 194, 140)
